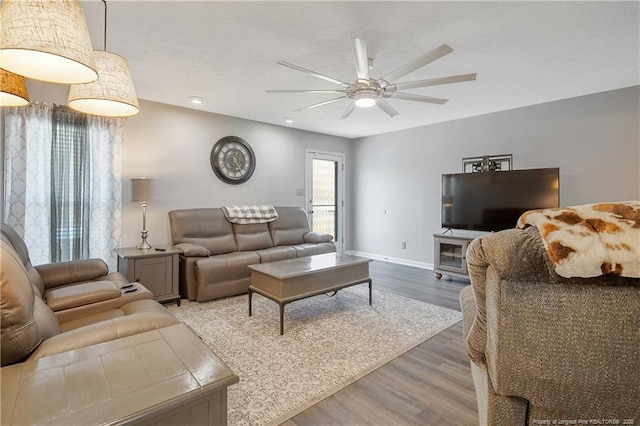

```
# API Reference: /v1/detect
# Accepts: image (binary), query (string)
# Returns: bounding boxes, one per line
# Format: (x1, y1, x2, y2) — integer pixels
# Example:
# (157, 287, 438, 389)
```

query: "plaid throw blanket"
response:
(222, 205, 279, 224)
(517, 201, 640, 278)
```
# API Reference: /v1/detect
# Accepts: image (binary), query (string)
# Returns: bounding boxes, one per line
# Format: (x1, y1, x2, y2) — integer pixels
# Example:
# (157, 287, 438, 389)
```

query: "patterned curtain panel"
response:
(3, 103, 52, 263)
(3, 103, 123, 269)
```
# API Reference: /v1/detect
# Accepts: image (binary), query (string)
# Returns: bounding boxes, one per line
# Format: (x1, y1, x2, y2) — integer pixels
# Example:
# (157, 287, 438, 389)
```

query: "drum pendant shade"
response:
(0, 69, 30, 106)
(68, 51, 140, 117)
(0, 0, 98, 85)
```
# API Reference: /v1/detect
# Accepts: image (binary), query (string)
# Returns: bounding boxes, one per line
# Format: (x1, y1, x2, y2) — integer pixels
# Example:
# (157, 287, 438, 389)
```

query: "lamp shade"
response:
(0, 69, 29, 106)
(0, 0, 98, 84)
(130, 178, 155, 203)
(68, 51, 140, 117)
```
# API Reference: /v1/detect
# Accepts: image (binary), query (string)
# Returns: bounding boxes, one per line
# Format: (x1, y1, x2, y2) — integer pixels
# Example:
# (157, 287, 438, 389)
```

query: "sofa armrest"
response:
(303, 232, 333, 243)
(465, 226, 640, 421)
(35, 259, 110, 289)
(175, 242, 211, 257)
(465, 226, 552, 364)
(44, 281, 121, 312)
(28, 299, 180, 360)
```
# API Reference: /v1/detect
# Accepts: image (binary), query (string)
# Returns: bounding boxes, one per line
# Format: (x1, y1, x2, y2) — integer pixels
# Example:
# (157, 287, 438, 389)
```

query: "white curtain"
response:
(86, 114, 123, 269)
(3, 103, 123, 269)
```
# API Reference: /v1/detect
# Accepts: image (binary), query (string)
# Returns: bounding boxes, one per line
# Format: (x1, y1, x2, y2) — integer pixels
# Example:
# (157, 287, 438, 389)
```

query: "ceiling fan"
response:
(267, 38, 476, 119)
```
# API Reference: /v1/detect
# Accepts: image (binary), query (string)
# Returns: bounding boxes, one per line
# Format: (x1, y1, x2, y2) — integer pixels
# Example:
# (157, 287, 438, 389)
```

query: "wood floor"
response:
(283, 260, 479, 426)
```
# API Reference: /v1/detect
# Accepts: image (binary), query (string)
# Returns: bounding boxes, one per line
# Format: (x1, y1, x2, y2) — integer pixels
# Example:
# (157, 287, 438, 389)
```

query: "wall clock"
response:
(210, 136, 256, 184)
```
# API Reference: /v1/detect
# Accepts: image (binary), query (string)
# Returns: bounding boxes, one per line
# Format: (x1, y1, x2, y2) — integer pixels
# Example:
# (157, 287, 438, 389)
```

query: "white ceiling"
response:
(78, 1, 640, 139)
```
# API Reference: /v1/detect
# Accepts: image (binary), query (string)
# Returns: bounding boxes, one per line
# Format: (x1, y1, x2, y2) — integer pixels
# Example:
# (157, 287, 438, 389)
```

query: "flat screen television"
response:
(441, 168, 559, 232)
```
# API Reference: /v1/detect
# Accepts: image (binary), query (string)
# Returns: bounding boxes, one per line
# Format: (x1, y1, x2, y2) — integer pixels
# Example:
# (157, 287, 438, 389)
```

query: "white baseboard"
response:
(345, 250, 434, 270)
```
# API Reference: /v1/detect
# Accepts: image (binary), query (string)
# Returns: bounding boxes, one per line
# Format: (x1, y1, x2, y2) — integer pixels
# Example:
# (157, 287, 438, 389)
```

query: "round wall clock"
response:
(210, 136, 256, 184)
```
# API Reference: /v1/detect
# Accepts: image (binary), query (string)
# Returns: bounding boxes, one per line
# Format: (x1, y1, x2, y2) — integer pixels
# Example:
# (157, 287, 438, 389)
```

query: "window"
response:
(50, 106, 90, 262)
(3, 103, 123, 268)
(311, 158, 338, 238)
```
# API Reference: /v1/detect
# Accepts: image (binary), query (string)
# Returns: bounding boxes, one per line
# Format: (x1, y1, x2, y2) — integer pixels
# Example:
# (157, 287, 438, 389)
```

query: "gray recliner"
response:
(460, 225, 640, 424)
(1, 223, 179, 366)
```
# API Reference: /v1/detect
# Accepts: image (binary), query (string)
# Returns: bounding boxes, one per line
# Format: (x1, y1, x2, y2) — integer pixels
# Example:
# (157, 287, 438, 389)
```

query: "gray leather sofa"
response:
(169, 206, 336, 302)
(1, 223, 180, 366)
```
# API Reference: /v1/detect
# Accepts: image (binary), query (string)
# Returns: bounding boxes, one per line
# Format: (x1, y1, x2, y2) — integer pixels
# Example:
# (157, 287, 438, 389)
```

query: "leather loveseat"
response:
(169, 206, 336, 302)
(1, 223, 180, 366)
(460, 205, 640, 424)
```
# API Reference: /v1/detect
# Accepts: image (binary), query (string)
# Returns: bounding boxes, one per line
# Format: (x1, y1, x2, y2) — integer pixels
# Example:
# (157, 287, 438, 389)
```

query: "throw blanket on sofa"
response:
(517, 201, 640, 278)
(222, 205, 279, 224)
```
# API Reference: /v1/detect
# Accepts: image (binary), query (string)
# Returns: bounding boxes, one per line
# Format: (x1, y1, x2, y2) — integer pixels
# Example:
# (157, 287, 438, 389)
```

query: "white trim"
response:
(346, 250, 434, 270)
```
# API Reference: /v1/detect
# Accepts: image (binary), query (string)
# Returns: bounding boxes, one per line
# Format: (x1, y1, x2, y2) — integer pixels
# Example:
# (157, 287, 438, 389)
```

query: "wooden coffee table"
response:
(248, 253, 372, 335)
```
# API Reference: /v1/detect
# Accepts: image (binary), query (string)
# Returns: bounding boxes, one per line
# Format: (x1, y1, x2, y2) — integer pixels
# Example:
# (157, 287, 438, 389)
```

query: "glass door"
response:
(306, 150, 344, 253)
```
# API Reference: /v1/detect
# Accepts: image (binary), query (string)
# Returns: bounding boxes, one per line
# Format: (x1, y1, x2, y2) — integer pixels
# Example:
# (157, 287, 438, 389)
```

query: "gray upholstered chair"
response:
(460, 225, 640, 424)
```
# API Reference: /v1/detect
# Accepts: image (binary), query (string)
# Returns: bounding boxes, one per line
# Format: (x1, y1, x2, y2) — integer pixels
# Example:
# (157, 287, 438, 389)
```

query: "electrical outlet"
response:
(401, 241, 407, 249)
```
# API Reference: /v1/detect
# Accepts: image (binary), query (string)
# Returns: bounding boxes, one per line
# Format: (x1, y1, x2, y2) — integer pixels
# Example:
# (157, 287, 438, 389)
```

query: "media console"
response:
(433, 234, 475, 280)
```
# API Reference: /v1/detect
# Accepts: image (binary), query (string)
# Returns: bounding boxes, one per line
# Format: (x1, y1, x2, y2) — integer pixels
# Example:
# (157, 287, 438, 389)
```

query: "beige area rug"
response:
(167, 284, 462, 426)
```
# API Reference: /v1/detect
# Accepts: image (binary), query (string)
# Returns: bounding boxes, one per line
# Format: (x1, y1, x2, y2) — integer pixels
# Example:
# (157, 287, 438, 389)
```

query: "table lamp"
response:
(130, 178, 155, 250)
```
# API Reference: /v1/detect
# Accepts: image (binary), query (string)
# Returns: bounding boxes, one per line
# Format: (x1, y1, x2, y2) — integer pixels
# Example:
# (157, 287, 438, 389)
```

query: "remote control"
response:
(155, 247, 166, 251)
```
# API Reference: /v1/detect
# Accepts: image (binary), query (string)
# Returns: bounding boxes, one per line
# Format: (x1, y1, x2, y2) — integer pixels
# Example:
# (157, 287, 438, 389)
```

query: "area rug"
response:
(167, 284, 462, 426)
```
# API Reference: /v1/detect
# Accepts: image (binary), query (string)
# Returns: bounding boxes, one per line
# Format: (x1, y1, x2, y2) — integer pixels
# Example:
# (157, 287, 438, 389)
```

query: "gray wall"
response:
(350, 86, 640, 268)
(122, 100, 353, 248)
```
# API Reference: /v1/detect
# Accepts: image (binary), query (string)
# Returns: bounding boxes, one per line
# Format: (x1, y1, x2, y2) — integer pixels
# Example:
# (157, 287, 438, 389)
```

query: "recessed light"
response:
(188, 96, 205, 105)
(284, 117, 294, 124)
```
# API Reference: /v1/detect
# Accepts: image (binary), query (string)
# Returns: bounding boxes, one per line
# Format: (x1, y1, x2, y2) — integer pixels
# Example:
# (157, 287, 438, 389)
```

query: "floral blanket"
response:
(517, 201, 640, 278)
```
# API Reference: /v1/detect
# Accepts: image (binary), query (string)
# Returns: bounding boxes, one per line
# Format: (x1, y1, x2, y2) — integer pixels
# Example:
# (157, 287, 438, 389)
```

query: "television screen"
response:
(441, 168, 559, 232)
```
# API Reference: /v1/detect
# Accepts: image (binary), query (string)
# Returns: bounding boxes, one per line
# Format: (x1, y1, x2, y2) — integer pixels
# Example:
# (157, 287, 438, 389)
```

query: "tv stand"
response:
(433, 234, 475, 280)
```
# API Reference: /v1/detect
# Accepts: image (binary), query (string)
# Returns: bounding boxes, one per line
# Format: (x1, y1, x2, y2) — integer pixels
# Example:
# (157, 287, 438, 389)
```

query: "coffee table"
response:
(248, 253, 372, 335)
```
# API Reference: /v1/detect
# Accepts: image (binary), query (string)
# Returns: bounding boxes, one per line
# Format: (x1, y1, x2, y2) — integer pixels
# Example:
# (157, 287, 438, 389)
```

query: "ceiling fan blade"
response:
(380, 44, 454, 83)
(386, 92, 448, 105)
(294, 96, 347, 111)
(341, 102, 357, 119)
(266, 89, 347, 94)
(352, 37, 370, 85)
(384, 73, 477, 93)
(277, 61, 351, 88)
(376, 98, 399, 117)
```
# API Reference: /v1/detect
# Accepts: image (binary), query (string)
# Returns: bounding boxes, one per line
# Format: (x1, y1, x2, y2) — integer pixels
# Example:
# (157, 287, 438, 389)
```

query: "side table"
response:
(116, 246, 182, 305)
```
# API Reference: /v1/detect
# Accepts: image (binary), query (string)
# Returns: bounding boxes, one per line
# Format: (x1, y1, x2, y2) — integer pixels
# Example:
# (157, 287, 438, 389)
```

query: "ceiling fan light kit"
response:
(268, 37, 476, 119)
(353, 91, 377, 108)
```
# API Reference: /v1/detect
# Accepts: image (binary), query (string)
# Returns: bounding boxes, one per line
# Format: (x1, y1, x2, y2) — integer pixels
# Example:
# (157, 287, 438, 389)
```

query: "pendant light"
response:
(0, 0, 98, 85)
(68, 1, 140, 117)
(0, 69, 30, 107)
